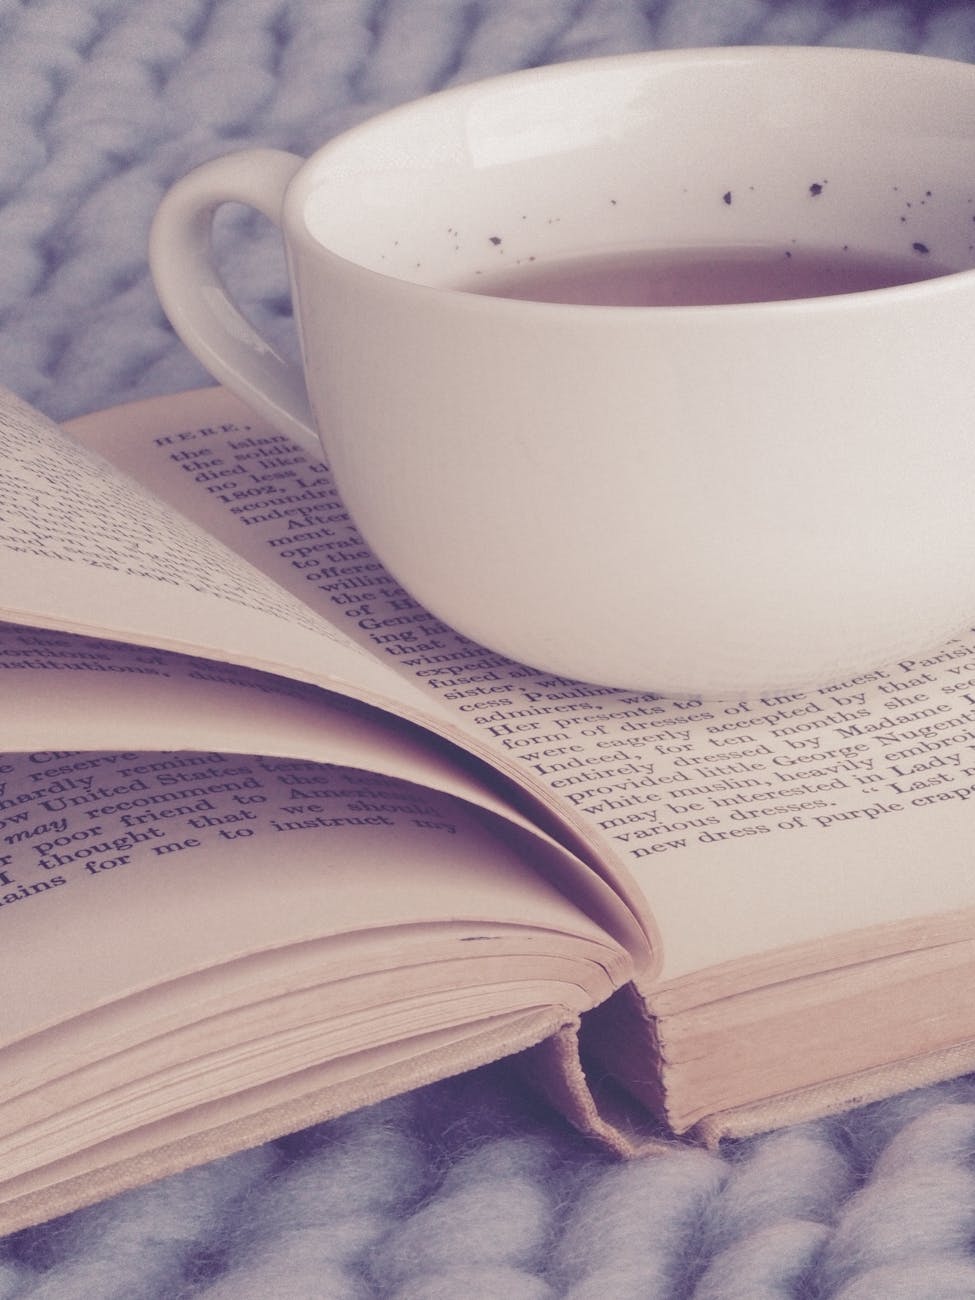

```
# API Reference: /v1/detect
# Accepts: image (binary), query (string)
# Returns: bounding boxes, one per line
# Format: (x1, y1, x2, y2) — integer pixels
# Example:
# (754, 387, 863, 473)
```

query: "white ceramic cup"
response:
(149, 46, 975, 698)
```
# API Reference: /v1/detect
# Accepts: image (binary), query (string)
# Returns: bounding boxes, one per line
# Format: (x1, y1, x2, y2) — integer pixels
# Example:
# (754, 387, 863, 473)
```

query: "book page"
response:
(0, 744, 625, 1050)
(68, 389, 975, 981)
(2, 387, 641, 945)
(0, 621, 535, 822)
(0, 388, 436, 718)
(0, 621, 645, 967)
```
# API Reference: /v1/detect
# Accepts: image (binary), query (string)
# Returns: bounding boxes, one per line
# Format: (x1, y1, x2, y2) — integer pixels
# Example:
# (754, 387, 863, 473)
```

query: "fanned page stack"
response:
(3, 384, 975, 1233)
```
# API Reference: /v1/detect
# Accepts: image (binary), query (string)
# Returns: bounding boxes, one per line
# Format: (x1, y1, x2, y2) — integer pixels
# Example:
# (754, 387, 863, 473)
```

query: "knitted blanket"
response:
(3, 2, 975, 1295)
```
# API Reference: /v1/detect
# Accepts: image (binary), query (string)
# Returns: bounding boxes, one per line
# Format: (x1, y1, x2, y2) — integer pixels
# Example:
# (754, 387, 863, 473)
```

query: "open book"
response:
(3, 384, 975, 1232)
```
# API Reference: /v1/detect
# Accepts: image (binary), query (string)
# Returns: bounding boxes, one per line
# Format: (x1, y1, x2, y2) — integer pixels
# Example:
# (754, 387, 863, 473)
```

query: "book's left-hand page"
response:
(1, 387, 656, 955)
(0, 732, 630, 1234)
(0, 388, 439, 719)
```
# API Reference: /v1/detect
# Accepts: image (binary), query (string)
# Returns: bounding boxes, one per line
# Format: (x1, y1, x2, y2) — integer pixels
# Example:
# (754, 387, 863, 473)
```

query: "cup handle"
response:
(149, 148, 319, 453)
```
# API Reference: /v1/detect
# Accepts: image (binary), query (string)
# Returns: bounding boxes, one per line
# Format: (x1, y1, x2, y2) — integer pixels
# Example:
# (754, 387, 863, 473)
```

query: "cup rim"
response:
(282, 44, 975, 317)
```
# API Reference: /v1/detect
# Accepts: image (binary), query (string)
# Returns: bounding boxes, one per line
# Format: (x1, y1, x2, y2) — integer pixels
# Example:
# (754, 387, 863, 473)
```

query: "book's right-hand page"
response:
(69, 389, 975, 995)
